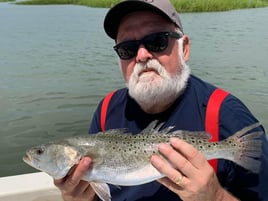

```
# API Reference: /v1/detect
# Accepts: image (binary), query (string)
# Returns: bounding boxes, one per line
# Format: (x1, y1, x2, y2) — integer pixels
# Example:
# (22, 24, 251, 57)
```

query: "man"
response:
(54, 0, 268, 200)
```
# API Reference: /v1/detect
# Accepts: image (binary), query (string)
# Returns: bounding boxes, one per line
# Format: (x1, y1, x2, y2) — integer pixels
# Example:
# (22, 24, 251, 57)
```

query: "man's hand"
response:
(54, 157, 97, 201)
(150, 137, 239, 201)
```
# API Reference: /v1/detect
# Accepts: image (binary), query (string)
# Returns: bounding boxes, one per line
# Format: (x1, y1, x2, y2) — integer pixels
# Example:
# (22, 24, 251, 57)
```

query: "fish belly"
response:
(85, 163, 163, 186)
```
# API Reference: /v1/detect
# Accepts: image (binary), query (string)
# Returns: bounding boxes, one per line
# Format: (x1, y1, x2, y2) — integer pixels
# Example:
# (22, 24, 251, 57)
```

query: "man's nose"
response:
(135, 45, 153, 63)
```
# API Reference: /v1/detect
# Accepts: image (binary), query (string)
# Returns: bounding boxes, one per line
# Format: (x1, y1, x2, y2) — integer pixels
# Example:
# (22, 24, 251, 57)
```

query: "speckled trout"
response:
(23, 122, 263, 201)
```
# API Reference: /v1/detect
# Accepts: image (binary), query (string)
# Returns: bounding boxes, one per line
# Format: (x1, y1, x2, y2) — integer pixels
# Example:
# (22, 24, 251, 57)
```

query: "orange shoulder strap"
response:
(100, 90, 116, 131)
(205, 88, 229, 172)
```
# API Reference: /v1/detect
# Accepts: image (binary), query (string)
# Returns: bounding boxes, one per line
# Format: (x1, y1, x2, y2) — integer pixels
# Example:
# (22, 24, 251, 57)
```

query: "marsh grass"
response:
(16, 0, 268, 12)
(16, 0, 121, 6)
(16, 0, 75, 5)
(171, 0, 268, 12)
(76, 0, 120, 7)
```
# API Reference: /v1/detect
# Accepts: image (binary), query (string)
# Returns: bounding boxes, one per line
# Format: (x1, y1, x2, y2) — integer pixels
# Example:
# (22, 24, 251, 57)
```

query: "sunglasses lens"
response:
(114, 32, 176, 60)
(144, 33, 168, 52)
(114, 41, 138, 60)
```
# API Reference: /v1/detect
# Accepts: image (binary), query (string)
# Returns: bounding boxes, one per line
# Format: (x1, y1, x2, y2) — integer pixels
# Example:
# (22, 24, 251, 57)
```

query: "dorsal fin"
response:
(139, 121, 173, 135)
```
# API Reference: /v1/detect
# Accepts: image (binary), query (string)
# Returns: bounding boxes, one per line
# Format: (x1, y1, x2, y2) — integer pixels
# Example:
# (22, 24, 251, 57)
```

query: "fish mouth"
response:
(23, 153, 31, 164)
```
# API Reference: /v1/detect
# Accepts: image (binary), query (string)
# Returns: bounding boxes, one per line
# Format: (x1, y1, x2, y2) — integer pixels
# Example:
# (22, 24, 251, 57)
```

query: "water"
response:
(0, 3, 267, 177)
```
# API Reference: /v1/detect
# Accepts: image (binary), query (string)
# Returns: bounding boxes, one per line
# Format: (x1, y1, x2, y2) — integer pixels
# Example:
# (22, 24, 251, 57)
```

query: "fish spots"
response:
(227, 140, 236, 146)
(182, 136, 188, 141)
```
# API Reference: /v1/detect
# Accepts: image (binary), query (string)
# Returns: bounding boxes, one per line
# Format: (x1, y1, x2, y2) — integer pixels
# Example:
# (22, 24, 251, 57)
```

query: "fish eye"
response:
(36, 147, 44, 155)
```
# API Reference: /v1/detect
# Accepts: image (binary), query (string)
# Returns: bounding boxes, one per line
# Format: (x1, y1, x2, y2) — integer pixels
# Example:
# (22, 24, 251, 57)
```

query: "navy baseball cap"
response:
(104, 0, 183, 39)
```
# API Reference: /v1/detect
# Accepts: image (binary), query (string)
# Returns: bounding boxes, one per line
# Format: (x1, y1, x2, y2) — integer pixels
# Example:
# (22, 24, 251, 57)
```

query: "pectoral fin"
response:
(90, 182, 111, 201)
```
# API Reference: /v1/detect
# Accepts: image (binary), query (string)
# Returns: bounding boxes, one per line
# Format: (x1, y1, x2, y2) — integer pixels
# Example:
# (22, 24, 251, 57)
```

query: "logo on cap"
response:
(144, 0, 154, 3)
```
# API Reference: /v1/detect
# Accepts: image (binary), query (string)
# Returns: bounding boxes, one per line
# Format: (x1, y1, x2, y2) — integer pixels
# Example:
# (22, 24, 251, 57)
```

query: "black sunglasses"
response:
(113, 32, 182, 60)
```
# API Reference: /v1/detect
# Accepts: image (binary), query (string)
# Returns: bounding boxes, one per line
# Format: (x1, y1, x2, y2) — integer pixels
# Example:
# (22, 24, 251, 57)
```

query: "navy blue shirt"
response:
(89, 75, 268, 201)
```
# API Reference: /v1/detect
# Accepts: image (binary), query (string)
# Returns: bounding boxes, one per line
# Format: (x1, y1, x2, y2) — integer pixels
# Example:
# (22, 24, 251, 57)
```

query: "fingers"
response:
(153, 142, 194, 177)
(170, 137, 207, 168)
(67, 157, 92, 187)
(54, 157, 91, 189)
(150, 137, 212, 183)
(156, 138, 208, 177)
(151, 137, 223, 200)
(54, 157, 96, 200)
(151, 154, 189, 187)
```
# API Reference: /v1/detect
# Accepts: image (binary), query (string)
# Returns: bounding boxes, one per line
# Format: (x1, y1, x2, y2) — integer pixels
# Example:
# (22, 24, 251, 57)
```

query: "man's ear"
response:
(182, 35, 190, 62)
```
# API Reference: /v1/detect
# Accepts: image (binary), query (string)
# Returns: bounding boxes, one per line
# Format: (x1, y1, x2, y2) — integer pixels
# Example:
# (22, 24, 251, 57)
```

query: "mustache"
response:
(134, 59, 164, 75)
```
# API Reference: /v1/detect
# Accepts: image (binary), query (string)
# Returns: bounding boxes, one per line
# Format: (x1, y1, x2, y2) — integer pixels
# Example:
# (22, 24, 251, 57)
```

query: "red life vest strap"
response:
(100, 90, 116, 131)
(205, 88, 229, 172)
(100, 88, 229, 172)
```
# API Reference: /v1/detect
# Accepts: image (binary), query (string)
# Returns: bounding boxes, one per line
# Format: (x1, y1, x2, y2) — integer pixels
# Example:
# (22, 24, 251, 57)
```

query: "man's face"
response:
(116, 11, 183, 82)
(115, 11, 190, 113)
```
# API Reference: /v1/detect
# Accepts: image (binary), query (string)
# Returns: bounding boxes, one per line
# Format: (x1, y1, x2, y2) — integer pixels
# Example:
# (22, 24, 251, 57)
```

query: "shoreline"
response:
(12, 0, 268, 12)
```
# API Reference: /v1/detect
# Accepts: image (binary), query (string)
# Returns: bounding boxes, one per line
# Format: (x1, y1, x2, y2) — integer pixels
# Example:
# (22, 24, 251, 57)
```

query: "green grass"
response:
(76, 0, 120, 7)
(16, 0, 74, 5)
(16, 0, 121, 6)
(171, 0, 268, 12)
(16, 0, 268, 12)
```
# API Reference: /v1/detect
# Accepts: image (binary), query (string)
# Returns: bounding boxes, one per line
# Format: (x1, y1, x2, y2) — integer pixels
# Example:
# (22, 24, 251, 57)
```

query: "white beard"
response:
(126, 38, 190, 112)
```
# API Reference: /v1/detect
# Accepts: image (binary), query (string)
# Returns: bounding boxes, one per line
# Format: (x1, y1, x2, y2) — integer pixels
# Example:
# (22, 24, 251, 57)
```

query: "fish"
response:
(23, 121, 263, 201)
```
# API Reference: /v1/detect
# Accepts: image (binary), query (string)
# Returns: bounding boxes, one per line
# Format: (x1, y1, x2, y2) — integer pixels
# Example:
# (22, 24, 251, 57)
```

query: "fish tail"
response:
(225, 123, 263, 173)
